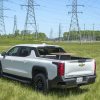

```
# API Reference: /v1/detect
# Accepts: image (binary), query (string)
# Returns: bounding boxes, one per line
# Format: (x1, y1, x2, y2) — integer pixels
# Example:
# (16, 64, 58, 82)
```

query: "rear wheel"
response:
(72, 86, 80, 90)
(0, 64, 3, 78)
(34, 73, 49, 92)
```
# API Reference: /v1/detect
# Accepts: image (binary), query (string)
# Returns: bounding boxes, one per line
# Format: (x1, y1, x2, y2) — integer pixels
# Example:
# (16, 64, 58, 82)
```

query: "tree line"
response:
(0, 30, 100, 41)
(63, 30, 100, 41)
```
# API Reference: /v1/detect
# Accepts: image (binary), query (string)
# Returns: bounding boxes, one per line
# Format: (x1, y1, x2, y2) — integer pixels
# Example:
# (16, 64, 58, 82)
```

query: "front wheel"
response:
(34, 73, 49, 92)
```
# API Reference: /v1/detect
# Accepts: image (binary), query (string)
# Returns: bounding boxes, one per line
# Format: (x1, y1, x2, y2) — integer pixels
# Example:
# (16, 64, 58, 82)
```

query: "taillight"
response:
(94, 61, 96, 74)
(58, 63, 64, 77)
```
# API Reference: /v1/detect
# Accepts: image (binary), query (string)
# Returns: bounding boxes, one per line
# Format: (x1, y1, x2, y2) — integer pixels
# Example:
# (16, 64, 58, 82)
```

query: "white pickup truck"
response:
(0, 44, 96, 92)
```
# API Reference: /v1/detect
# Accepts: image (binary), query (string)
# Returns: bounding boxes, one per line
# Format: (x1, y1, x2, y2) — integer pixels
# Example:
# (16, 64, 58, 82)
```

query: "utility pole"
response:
(58, 23, 62, 41)
(13, 15, 17, 35)
(0, 0, 6, 35)
(21, 0, 39, 39)
(93, 24, 95, 41)
(84, 24, 86, 41)
(84, 24, 85, 34)
(67, 0, 84, 41)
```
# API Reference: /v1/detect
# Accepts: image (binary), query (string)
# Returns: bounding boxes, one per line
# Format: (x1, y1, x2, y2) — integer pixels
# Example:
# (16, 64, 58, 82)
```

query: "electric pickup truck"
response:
(0, 44, 96, 92)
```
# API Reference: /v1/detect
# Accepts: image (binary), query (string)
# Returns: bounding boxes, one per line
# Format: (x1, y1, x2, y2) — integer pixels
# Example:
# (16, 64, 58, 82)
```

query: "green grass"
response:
(0, 40, 100, 100)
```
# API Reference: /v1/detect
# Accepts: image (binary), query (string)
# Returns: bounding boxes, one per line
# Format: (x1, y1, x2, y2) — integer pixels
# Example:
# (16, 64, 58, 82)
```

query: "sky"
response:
(3, 0, 100, 38)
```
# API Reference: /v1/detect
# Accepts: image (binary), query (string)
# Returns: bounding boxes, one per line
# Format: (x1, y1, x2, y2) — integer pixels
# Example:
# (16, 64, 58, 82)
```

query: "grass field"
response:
(0, 40, 100, 100)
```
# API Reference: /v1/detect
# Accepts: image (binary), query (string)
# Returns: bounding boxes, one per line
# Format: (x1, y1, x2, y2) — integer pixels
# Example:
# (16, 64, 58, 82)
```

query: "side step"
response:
(3, 74, 31, 84)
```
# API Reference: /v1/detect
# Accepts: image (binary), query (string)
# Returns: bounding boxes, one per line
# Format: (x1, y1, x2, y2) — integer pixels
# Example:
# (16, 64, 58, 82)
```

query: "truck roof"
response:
(16, 43, 60, 48)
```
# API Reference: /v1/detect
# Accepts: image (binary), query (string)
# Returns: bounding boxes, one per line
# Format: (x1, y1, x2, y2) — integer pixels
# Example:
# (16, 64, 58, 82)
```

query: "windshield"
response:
(38, 46, 65, 56)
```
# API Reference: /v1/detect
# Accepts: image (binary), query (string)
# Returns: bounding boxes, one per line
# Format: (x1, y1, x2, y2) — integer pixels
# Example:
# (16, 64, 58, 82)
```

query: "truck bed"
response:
(41, 53, 95, 80)
(40, 53, 90, 61)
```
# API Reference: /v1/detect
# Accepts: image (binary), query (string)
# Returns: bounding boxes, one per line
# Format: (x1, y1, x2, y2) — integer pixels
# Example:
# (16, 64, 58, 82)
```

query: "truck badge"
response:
(79, 63, 85, 67)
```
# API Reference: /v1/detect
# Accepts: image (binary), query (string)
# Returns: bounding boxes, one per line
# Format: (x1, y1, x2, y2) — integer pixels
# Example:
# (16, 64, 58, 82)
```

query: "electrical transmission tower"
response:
(67, 0, 83, 41)
(49, 28, 53, 40)
(58, 23, 62, 41)
(0, 0, 6, 35)
(13, 15, 17, 35)
(22, 0, 39, 39)
(92, 24, 95, 41)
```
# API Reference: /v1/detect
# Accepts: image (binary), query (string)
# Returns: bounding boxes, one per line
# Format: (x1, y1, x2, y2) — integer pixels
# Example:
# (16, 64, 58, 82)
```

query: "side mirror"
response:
(1, 52, 6, 57)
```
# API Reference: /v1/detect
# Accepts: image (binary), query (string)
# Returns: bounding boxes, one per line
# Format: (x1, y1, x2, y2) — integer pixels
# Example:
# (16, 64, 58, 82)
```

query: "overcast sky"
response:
(4, 0, 100, 38)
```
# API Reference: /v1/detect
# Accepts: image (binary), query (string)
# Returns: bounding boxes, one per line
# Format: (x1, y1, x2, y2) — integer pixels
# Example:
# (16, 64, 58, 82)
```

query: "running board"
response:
(3, 74, 31, 84)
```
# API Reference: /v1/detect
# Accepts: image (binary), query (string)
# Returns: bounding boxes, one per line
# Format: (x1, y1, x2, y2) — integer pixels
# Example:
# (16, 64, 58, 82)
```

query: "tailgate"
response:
(64, 59, 95, 78)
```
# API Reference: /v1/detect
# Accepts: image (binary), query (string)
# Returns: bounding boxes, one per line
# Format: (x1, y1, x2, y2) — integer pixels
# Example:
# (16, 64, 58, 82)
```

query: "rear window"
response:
(38, 46, 65, 56)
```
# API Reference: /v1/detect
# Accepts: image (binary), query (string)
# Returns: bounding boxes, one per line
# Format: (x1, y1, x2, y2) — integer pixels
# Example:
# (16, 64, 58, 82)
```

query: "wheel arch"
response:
(0, 61, 2, 67)
(32, 66, 48, 80)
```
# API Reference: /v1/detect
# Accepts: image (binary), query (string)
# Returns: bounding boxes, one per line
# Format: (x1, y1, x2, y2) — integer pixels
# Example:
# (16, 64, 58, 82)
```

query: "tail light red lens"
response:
(58, 63, 64, 76)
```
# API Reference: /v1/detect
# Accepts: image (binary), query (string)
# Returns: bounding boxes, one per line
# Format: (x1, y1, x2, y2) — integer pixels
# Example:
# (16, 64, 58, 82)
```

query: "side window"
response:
(7, 47, 19, 56)
(19, 47, 31, 57)
(38, 48, 46, 55)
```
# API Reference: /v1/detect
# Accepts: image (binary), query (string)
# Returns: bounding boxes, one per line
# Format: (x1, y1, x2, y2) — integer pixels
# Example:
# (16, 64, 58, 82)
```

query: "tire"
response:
(34, 73, 49, 92)
(0, 64, 3, 78)
(72, 86, 80, 90)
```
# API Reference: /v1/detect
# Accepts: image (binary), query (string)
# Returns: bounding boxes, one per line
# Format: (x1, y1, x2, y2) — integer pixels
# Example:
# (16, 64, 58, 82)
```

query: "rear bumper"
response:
(49, 75, 96, 88)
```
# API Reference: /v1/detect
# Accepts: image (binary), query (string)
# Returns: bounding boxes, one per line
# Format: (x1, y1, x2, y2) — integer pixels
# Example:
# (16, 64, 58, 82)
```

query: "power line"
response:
(7, 0, 20, 6)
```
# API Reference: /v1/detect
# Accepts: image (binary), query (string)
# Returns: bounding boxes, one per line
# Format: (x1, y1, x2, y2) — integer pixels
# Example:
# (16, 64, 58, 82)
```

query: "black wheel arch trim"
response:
(32, 66, 48, 79)
(0, 60, 2, 68)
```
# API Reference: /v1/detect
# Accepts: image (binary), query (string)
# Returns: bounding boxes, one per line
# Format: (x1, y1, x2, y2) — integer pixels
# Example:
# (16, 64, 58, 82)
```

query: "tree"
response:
(38, 32, 47, 40)
(14, 30, 20, 36)
(63, 30, 100, 41)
